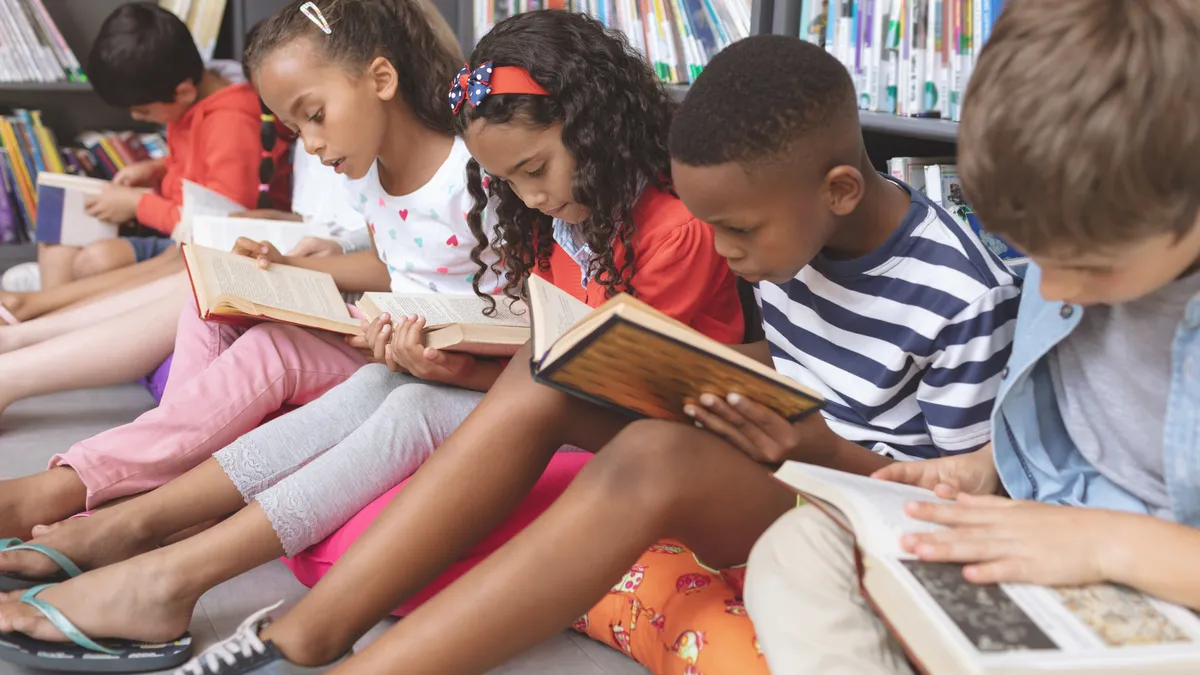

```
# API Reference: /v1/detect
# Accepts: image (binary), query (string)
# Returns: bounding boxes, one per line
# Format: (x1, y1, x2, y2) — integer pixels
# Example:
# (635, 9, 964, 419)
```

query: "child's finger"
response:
(872, 461, 937, 489)
(955, 493, 1016, 508)
(725, 393, 790, 433)
(697, 393, 781, 456)
(373, 323, 392, 363)
(685, 404, 755, 455)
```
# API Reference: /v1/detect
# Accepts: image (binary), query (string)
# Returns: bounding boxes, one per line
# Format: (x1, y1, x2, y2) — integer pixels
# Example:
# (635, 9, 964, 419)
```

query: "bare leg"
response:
(0, 249, 180, 323)
(37, 243, 81, 290)
(0, 289, 178, 417)
(0, 468, 87, 540)
(0, 458, 245, 579)
(71, 239, 138, 282)
(0, 503, 284, 646)
(257, 345, 631, 666)
(330, 421, 795, 675)
(0, 272, 186, 355)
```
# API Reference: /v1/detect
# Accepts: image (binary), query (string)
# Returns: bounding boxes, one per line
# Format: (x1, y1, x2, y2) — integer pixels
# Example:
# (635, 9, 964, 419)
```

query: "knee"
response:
(347, 362, 398, 388)
(73, 240, 131, 278)
(745, 506, 829, 604)
(588, 420, 698, 508)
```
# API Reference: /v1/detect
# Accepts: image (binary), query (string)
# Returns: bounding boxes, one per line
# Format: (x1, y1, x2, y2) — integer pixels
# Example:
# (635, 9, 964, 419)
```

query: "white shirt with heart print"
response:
(348, 137, 501, 296)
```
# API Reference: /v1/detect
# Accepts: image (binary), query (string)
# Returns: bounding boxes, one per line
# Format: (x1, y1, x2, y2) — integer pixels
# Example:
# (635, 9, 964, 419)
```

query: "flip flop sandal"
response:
(0, 538, 83, 592)
(0, 303, 17, 326)
(0, 584, 193, 673)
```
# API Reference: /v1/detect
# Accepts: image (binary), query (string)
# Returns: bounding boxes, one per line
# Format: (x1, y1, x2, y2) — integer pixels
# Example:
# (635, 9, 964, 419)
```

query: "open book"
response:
(775, 462, 1200, 675)
(173, 180, 245, 243)
(191, 215, 330, 255)
(527, 275, 823, 422)
(356, 292, 529, 357)
(34, 173, 118, 246)
(181, 244, 359, 335)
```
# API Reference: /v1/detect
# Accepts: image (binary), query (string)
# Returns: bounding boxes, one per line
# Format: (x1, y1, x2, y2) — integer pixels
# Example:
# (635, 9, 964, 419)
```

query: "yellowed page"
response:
(193, 246, 353, 325)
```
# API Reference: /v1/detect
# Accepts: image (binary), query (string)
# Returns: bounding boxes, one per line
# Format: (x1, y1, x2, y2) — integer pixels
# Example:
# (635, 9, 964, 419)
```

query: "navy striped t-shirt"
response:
(756, 177, 1021, 461)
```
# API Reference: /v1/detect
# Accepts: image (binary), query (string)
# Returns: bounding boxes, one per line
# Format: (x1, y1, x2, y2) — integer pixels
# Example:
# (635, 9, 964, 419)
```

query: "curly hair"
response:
(458, 10, 675, 307)
(670, 35, 857, 168)
(243, 0, 461, 137)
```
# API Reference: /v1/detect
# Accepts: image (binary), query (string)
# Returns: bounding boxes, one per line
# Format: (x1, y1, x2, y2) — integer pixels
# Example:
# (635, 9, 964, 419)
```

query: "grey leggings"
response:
(213, 364, 484, 556)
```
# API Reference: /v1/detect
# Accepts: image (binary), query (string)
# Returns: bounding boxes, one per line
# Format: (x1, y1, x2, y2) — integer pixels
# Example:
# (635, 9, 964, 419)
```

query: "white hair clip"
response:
(300, 2, 332, 35)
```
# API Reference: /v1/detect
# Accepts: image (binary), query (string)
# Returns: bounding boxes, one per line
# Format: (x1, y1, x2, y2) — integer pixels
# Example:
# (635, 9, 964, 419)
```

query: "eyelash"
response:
(527, 165, 546, 178)
(307, 109, 324, 124)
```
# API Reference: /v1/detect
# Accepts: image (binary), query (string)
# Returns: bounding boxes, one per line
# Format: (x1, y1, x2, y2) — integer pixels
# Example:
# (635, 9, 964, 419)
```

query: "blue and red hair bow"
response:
(448, 61, 495, 114)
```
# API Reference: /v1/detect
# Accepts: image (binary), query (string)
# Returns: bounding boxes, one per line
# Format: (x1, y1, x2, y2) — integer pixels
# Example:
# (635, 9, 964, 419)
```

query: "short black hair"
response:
(88, 2, 204, 107)
(670, 34, 858, 167)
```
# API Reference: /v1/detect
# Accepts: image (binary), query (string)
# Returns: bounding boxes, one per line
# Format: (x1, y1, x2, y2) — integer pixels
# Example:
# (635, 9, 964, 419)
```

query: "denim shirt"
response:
(992, 264, 1200, 528)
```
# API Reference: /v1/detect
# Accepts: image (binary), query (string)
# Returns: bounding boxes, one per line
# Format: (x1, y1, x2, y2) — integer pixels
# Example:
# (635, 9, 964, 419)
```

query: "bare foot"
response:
(0, 468, 88, 540)
(0, 510, 156, 580)
(0, 551, 195, 644)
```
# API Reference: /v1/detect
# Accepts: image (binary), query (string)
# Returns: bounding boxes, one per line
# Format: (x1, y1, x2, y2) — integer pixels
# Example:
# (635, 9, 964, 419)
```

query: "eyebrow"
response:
(287, 93, 311, 119)
(505, 155, 537, 176)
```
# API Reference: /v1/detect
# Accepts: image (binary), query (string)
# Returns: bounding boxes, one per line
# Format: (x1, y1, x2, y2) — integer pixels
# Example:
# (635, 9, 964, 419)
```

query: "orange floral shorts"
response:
(574, 540, 768, 675)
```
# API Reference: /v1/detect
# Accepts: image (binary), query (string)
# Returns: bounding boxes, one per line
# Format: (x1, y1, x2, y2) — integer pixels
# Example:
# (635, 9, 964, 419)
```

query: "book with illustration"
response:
(356, 292, 530, 357)
(774, 462, 1200, 675)
(181, 244, 360, 335)
(525, 274, 823, 422)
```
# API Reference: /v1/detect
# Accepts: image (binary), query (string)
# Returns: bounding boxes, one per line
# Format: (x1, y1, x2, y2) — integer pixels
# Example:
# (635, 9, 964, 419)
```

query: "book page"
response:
(774, 462, 953, 557)
(176, 180, 245, 243)
(527, 275, 595, 362)
(191, 216, 329, 256)
(194, 246, 351, 323)
(360, 292, 529, 328)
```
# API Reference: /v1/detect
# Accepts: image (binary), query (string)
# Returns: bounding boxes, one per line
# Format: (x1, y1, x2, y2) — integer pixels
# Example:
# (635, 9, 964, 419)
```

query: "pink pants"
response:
(51, 302, 366, 509)
(284, 452, 592, 617)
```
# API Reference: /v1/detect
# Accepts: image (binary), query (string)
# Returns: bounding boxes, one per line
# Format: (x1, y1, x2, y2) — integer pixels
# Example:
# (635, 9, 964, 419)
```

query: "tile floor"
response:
(0, 386, 648, 675)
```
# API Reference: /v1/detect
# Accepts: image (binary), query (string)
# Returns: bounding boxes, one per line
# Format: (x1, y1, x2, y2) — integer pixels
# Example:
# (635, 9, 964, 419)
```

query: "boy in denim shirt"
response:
(744, 1, 1200, 672)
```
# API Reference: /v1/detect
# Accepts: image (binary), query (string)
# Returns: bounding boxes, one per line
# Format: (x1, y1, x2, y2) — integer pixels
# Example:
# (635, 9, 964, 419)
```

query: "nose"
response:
(514, 183, 550, 211)
(301, 132, 325, 160)
(712, 233, 745, 263)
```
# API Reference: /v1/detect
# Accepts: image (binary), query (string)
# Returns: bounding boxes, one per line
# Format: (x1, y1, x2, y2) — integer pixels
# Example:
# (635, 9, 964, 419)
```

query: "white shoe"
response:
(173, 603, 348, 675)
(1, 263, 40, 292)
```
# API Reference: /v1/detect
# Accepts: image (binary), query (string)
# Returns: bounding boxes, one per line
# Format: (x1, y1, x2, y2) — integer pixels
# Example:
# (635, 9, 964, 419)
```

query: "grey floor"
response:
(0, 388, 649, 672)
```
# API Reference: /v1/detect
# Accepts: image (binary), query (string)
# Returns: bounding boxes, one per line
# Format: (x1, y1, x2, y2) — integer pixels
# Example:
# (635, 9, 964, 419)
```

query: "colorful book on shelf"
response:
(922, 163, 1027, 269)
(357, 292, 531, 357)
(774, 461, 1200, 675)
(33, 172, 119, 246)
(0, 149, 19, 243)
(526, 274, 824, 422)
(181, 244, 361, 336)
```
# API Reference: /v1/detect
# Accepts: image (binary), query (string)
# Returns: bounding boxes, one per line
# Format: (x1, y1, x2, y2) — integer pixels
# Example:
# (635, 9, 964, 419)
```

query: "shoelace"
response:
(174, 601, 285, 675)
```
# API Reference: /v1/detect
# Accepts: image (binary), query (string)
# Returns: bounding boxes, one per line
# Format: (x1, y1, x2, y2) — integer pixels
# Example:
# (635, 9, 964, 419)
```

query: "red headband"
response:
(448, 61, 549, 114)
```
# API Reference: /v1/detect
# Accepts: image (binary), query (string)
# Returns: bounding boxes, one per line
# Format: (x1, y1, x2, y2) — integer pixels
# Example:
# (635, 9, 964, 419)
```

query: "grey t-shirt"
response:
(1050, 273, 1200, 517)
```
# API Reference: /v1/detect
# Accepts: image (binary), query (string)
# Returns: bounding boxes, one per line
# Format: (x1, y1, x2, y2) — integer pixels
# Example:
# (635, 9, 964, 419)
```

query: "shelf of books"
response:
(474, 0, 754, 84)
(796, 0, 1007, 142)
(0, 0, 86, 85)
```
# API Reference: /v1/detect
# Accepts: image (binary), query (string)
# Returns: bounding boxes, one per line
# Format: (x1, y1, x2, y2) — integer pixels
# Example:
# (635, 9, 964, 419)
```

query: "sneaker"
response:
(173, 603, 347, 675)
(1, 263, 40, 292)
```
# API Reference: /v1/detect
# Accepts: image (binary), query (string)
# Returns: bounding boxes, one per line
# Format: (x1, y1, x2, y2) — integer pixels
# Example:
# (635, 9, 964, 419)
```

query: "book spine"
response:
(3, 0, 51, 81)
(29, 110, 63, 173)
(0, 121, 37, 231)
(26, 0, 83, 80)
(13, 110, 44, 173)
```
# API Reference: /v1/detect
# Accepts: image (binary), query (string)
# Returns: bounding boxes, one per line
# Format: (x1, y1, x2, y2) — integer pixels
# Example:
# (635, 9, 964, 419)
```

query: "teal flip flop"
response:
(0, 538, 82, 591)
(0, 584, 193, 672)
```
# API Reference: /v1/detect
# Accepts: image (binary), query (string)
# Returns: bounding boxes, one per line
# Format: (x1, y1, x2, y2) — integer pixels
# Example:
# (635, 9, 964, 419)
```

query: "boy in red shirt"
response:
(35, 3, 268, 290)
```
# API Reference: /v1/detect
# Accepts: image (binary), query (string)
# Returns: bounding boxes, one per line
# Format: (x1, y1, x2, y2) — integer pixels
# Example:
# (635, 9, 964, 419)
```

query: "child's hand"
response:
(230, 209, 303, 222)
(871, 445, 1000, 499)
(685, 392, 839, 464)
(345, 315, 396, 366)
(231, 238, 286, 269)
(386, 315, 477, 385)
(112, 160, 162, 187)
(287, 237, 344, 259)
(902, 495, 1120, 586)
(84, 185, 145, 224)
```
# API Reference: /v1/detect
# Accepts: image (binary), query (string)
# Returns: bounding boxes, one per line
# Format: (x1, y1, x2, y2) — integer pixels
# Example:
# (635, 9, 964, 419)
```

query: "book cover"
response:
(33, 172, 119, 246)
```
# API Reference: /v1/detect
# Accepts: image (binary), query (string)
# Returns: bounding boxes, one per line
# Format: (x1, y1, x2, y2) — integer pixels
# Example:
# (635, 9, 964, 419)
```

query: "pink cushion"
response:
(283, 452, 592, 616)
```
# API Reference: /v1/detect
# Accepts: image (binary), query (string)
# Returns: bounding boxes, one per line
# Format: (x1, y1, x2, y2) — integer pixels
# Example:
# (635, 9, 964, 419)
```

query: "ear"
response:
(174, 80, 199, 107)
(368, 56, 399, 102)
(822, 165, 866, 217)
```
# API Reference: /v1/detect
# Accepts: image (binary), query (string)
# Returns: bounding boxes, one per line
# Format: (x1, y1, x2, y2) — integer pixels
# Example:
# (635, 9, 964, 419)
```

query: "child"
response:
(0, 0, 480, 545)
(744, 1, 1200, 673)
(0, 10, 743, 672)
(30, 3, 278, 290)
(229, 33, 1016, 675)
